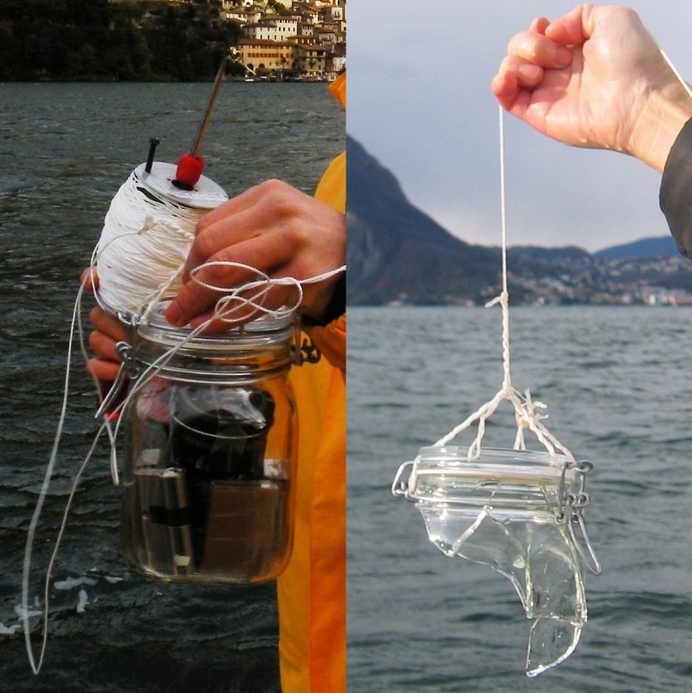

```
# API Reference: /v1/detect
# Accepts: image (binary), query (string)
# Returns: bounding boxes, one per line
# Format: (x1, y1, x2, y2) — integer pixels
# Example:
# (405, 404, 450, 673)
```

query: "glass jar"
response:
(120, 304, 298, 584)
(392, 446, 600, 677)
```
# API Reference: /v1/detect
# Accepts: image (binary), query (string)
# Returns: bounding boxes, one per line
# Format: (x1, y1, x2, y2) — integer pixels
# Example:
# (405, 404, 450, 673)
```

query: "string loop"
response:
(434, 107, 573, 461)
(22, 165, 346, 676)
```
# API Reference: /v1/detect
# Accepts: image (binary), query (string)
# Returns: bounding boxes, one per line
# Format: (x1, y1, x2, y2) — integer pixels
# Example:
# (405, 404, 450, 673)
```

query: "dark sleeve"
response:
(300, 273, 346, 327)
(660, 116, 692, 258)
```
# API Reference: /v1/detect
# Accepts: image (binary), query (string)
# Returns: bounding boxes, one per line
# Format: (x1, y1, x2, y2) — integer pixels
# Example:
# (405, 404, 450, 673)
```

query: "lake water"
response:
(3, 82, 692, 693)
(348, 305, 692, 693)
(0, 82, 343, 692)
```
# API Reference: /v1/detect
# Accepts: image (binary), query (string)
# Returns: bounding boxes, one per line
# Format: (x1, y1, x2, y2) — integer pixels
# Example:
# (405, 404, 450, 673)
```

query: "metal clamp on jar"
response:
(120, 303, 298, 584)
(392, 446, 601, 677)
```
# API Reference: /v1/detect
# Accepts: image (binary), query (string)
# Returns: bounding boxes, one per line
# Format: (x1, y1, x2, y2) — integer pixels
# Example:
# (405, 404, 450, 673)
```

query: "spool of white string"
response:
(23, 156, 351, 677)
(93, 162, 228, 321)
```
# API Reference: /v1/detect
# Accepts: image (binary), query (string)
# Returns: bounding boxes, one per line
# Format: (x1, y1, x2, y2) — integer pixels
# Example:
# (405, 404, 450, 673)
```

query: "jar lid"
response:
(395, 446, 584, 514)
(138, 302, 294, 349)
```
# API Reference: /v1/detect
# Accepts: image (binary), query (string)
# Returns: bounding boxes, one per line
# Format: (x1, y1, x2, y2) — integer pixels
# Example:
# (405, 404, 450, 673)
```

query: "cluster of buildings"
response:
(506, 253, 692, 306)
(223, 0, 346, 80)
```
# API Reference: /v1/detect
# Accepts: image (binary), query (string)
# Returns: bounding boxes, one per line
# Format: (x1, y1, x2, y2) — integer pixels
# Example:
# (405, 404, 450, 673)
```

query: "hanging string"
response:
(20, 284, 118, 674)
(22, 165, 346, 674)
(660, 49, 692, 101)
(437, 49, 692, 460)
(22, 259, 345, 675)
(434, 106, 573, 461)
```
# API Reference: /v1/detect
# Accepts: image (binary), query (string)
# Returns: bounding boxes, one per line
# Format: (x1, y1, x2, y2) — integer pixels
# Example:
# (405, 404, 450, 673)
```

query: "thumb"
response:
(544, 4, 595, 46)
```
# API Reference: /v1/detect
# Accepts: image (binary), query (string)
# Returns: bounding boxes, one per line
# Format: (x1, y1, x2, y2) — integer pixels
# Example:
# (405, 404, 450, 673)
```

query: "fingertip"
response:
(517, 62, 544, 86)
(196, 209, 214, 235)
(509, 31, 572, 69)
(490, 70, 518, 106)
(80, 266, 99, 290)
(530, 15, 550, 34)
(490, 72, 505, 97)
(188, 311, 218, 332)
(492, 56, 544, 100)
(86, 358, 121, 383)
(164, 301, 184, 327)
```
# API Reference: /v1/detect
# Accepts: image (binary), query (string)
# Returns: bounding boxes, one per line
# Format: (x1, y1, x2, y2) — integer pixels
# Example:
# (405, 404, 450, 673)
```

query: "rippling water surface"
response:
(0, 82, 343, 692)
(348, 306, 692, 693)
(5, 82, 692, 693)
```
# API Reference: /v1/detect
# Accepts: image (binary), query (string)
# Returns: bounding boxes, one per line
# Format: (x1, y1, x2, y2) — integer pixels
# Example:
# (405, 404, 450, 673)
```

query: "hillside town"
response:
(0, 1, 344, 82)
(223, 0, 346, 80)
(504, 251, 692, 307)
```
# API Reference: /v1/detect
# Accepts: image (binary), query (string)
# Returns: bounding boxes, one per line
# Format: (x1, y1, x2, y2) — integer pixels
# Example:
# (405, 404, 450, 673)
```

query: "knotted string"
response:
(22, 166, 346, 675)
(438, 49, 692, 459)
(434, 107, 573, 461)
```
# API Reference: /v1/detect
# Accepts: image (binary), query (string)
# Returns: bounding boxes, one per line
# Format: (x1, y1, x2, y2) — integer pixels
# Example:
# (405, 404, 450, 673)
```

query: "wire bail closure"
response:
(556, 460, 602, 575)
(392, 452, 602, 576)
(391, 460, 414, 498)
(391, 446, 600, 676)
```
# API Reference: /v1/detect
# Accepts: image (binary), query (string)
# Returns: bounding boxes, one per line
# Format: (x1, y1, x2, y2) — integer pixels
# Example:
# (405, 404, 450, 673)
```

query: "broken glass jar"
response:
(392, 446, 600, 676)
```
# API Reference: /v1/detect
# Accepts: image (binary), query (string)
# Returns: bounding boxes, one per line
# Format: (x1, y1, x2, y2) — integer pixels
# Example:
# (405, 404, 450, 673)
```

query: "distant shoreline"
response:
(350, 302, 692, 309)
(0, 78, 333, 85)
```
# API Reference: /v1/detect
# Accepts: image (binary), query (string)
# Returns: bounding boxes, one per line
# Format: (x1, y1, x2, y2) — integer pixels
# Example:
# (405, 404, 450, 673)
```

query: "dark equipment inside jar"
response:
(169, 385, 276, 562)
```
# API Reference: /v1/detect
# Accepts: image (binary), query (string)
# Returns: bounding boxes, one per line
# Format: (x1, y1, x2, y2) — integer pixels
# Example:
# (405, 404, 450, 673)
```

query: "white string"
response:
(93, 168, 200, 320)
(22, 167, 346, 675)
(434, 106, 573, 461)
(188, 261, 345, 325)
(660, 49, 692, 101)
(436, 50, 692, 460)
(21, 285, 114, 674)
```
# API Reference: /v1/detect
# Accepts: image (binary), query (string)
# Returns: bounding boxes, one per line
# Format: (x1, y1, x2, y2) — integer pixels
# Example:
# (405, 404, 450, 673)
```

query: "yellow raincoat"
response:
(277, 73, 346, 693)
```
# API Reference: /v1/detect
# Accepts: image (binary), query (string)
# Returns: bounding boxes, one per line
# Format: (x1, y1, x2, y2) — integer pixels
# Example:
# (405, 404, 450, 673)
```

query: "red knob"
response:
(175, 153, 205, 188)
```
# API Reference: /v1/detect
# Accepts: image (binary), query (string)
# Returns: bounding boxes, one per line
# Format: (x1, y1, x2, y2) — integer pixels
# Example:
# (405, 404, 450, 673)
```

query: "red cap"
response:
(175, 153, 205, 188)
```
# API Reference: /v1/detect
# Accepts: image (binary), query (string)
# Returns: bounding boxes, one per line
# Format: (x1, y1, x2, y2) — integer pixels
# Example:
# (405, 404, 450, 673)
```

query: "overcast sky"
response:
(347, 1, 692, 252)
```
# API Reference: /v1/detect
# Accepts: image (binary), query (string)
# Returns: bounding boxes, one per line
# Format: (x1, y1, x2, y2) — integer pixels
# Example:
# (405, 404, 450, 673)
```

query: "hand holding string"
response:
(491, 4, 692, 172)
(165, 179, 346, 332)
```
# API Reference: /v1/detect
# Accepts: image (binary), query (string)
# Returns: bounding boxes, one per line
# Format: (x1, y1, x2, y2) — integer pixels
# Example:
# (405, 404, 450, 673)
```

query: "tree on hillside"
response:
(0, 0, 240, 81)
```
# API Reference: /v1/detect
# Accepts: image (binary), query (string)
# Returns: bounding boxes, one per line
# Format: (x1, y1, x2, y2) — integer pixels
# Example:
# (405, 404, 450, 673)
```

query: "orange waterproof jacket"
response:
(277, 73, 346, 693)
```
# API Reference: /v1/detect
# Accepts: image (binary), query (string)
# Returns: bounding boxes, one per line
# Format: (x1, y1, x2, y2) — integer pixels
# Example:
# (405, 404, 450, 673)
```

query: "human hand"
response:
(80, 268, 127, 381)
(491, 4, 692, 171)
(164, 179, 346, 332)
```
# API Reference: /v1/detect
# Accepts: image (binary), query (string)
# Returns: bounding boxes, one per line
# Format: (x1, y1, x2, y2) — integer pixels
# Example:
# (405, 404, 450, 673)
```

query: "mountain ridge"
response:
(347, 136, 498, 304)
(594, 235, 677, 259)
(346, 135, 692, 306)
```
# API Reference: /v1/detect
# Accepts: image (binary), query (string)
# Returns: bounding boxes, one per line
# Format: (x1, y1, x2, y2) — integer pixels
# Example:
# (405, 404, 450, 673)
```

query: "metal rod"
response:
(192, 55, 228, 157)
(145, 136, 160, 173)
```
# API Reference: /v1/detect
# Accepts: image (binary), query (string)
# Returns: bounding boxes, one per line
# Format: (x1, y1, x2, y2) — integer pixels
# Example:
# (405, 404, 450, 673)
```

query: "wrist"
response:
(627, 83, 692, 172)
(300, 273, 346, 327)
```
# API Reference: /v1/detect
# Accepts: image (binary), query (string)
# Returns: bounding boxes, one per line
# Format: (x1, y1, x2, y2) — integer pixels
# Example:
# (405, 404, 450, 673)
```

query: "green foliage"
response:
(268, 1, 290, 15)
(0, 0, 241, 81)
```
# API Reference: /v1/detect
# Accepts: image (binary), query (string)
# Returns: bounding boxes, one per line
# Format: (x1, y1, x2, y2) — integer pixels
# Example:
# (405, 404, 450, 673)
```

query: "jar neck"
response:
(131, 304, 298, 383)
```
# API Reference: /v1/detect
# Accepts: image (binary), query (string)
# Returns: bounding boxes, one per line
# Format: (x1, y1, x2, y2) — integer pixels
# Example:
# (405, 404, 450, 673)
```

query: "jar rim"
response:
(406, 446, 579, 506)
(416, 445, 571, 469)
(137, 302, 297, 354)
